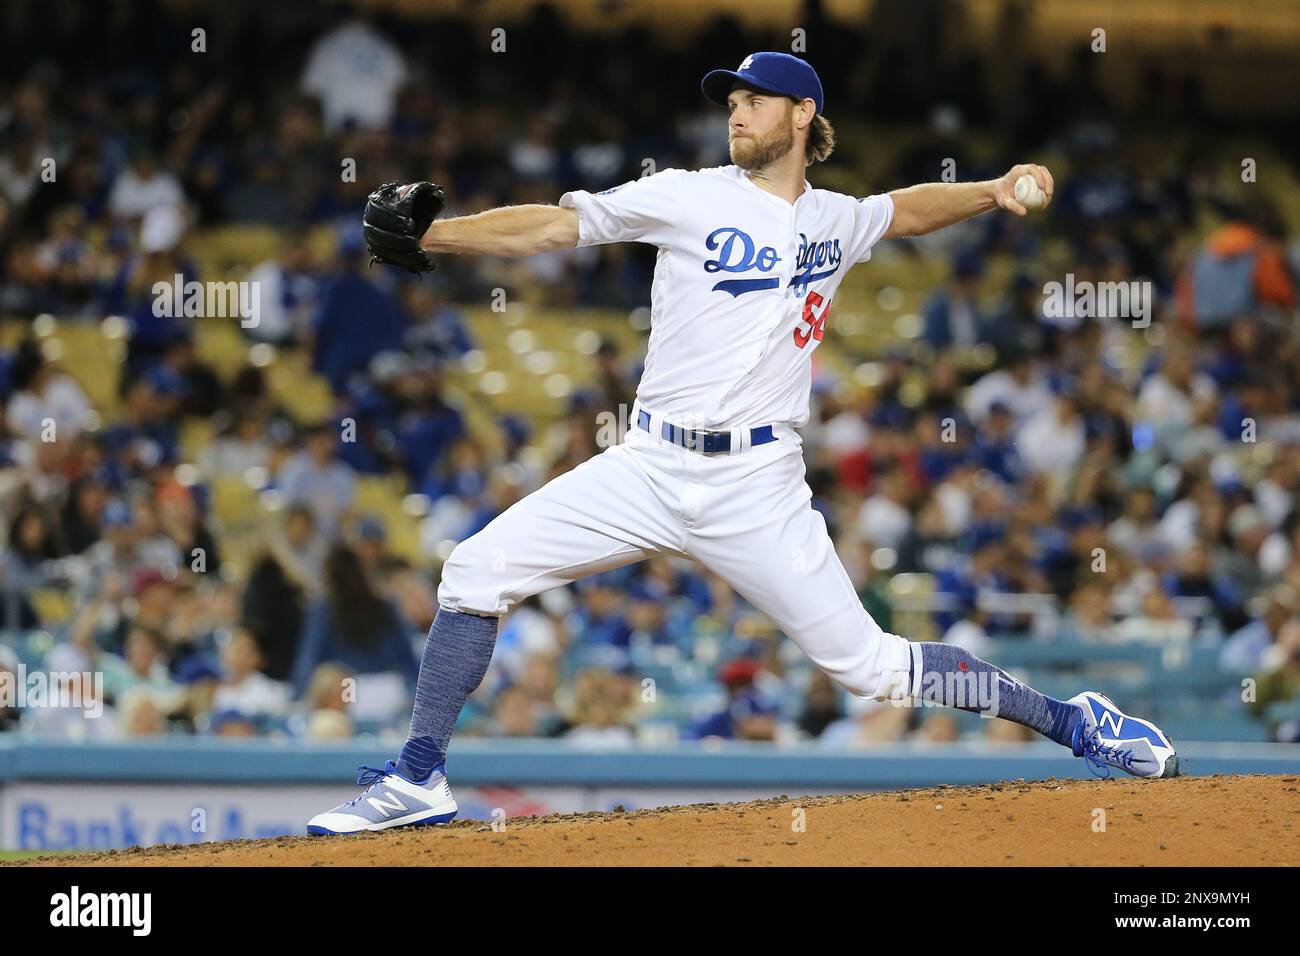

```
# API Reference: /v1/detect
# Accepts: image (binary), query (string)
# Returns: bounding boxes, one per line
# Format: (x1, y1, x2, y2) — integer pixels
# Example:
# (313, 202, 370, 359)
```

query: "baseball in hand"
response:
(1014, 173, 1047, 210)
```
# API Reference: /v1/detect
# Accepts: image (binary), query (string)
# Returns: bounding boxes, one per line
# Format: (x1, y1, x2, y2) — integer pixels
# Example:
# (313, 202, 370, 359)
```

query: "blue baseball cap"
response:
(702, 52, 824, 115)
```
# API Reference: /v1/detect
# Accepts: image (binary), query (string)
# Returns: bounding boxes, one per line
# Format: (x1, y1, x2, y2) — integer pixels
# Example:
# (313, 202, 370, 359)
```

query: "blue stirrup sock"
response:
(395, 607, 499, 782)
(909, 642, 1081, 747)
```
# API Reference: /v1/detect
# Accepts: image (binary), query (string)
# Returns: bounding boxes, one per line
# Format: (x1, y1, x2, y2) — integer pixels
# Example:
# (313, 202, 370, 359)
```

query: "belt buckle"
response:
(700, 430, 728, 455)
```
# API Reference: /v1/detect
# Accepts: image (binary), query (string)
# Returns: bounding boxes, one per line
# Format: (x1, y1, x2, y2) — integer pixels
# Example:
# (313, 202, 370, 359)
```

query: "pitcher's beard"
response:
(730, 126, 796, 170)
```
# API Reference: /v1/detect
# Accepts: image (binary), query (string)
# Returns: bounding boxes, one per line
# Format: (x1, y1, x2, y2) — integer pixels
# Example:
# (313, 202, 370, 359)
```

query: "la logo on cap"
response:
(739, 54, 754, 70)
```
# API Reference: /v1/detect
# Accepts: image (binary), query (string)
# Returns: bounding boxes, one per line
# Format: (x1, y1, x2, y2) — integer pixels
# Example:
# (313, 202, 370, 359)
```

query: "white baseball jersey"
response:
(560, 165, 894, 428)
(438, 163, 918, 707)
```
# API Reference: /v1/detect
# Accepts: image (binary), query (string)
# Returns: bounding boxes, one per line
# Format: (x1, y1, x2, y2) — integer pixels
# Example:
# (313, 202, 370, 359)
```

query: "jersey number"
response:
(793, 291, 830, 349)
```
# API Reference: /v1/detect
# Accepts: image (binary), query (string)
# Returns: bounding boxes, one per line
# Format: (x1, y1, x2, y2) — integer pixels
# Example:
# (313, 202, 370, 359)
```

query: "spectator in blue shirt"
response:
(291, 545, 418, 698)
(921, 250, 987, 352)
(1221, 585, 1299, 674)
(311, 231, 407, 394)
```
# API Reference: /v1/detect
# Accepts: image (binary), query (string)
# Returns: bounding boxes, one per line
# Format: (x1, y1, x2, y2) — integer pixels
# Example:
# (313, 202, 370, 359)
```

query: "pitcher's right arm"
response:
(420, 205, 579, 258)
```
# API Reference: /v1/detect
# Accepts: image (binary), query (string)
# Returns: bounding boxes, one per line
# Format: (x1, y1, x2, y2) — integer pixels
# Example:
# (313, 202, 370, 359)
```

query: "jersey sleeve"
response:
(559, 169, 685, 248)
(844, 193, 895, 264)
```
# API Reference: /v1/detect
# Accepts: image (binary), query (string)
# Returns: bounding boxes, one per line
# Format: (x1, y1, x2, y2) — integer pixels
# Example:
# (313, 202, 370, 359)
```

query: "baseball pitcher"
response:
(308, 53, 1178, 835)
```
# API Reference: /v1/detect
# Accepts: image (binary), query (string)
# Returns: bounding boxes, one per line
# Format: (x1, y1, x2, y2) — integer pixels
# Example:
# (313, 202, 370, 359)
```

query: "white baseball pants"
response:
(437, 403, 915, 701)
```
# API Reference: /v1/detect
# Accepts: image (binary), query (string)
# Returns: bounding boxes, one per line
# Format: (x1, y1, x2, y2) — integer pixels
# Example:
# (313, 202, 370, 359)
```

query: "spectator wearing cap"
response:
(419, 437, 489, 515)
(625, 585, 676, 651)
(101, 374, 181, 472)
(393, 361, 467, 489)
(687, 658, 781, 742)
(207, 709, 262, 738)
(568, 577, 633, 649)
(351, 515, 390, 575)
(971, 401, 1026, 484)
(131, 568, 183, 638)
(933, 528, 1011, 635)
(921, 250, 989, 352)
(77, 500, 180, 605)
(401, 283, 475, 364)
(457, 469, 524, 541)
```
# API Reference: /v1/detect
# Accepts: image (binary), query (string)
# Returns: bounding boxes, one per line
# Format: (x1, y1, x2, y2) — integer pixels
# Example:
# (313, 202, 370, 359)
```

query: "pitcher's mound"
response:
(9, 773, 1296, 867)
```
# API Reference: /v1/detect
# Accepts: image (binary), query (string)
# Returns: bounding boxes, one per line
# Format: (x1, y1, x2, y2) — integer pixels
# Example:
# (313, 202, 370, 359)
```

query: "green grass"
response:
(0, 848, 87, 861)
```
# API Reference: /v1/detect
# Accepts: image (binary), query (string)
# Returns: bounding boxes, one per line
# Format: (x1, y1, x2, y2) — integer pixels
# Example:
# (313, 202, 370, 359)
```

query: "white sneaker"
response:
(307, 761, 458, 835)
(1068, 691, 1180, 779)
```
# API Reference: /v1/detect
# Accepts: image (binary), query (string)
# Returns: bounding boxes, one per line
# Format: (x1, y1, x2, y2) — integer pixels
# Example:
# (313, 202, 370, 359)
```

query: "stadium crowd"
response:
(2, 0, 1299, 746)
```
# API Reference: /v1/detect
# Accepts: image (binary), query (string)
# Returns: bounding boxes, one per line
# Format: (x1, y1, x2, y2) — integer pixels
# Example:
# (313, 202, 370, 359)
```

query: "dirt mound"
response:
(8, 774, 1296, 867)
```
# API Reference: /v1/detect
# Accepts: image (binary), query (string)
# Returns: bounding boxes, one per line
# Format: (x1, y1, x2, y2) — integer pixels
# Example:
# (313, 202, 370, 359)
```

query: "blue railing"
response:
(1, 737, 1298, 787)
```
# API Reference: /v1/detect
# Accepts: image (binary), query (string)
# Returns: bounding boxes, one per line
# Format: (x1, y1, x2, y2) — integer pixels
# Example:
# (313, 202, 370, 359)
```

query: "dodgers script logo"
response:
(791, 232, 842, 293)
(704, 227, 782, 297)
(703, 228, 844, 298)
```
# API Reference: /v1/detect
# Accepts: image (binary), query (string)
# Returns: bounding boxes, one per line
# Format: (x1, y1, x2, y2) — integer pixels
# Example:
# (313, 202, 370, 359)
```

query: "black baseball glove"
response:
(363, 181, 446, 273)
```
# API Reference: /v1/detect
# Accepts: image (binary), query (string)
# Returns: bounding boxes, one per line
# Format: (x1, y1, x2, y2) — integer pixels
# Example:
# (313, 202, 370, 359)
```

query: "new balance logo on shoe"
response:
(1097, 708, 1125, 737)
(367, 792, 409, 817)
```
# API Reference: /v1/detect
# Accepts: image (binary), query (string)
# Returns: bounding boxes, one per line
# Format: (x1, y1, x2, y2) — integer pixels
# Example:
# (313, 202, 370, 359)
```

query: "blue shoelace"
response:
(1076, 727, 1136, 778)
(355, 763, 397, 788)
(338, 762, 398, 807)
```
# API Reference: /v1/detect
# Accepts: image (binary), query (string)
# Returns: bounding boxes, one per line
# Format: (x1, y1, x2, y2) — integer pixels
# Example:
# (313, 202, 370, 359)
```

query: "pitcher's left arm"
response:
(883, 163, 1054, 239)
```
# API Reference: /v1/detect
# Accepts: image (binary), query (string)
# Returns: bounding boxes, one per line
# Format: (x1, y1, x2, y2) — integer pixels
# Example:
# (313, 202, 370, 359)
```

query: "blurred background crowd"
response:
(2, 0, 1300, 749)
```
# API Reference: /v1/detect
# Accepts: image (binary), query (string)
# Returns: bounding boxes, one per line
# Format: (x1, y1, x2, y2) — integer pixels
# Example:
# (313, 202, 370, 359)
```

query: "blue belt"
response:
(637, 409, 776, 455)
